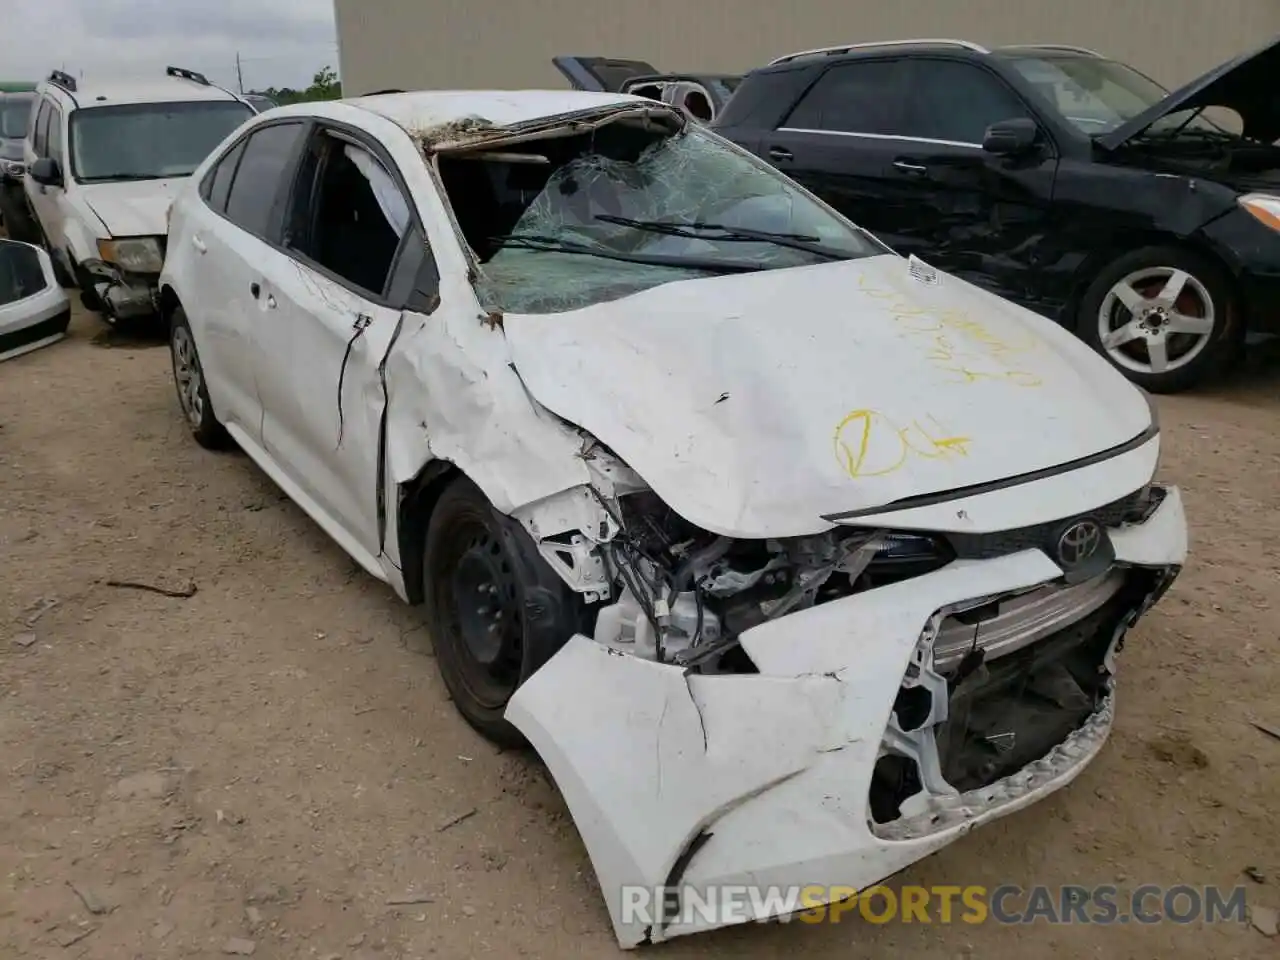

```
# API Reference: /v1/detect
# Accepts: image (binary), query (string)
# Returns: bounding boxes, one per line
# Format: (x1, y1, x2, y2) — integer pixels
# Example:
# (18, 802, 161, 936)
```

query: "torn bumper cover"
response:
(84, 260, 159, 320)
(506, 486, 1186, 947)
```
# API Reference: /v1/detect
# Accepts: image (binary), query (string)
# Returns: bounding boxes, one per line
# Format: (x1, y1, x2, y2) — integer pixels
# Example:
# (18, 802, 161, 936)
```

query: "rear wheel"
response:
(1078, 246, 1241, 393)
(169, 305, 228, 449)
(422, 478, 581, 746)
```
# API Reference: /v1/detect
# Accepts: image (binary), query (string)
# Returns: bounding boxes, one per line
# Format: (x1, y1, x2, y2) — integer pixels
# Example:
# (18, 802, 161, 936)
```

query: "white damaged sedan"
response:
(159, 90, 1187, 947)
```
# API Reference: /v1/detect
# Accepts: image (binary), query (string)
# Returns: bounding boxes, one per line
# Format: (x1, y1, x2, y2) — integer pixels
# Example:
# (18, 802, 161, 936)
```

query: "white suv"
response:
(23, 67, 252, 322)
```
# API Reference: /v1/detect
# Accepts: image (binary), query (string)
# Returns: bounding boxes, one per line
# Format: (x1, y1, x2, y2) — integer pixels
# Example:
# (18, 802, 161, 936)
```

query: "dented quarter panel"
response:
(504, 252, 1152, 539)
(507, 490, 1188, 947)
(381, 271, 592, 514)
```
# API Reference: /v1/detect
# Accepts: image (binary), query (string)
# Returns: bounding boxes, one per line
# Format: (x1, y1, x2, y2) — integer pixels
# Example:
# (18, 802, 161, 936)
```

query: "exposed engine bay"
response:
(581, 490, 953, 671)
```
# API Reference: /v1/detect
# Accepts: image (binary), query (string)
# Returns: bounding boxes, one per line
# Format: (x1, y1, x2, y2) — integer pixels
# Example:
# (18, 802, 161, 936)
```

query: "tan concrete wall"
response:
(335, 0, 1280, 97)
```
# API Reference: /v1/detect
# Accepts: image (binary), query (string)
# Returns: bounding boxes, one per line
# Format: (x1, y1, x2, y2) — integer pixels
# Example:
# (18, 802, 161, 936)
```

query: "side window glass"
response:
(46, 107, 63, 161)
(905, 60, 1031, 144)
(223, 122, 307, 239)
(32, 101, 50, 156)
(783, 61, 906, 135)
(204, 139, 247, 214)
(284, 131, 410, 296)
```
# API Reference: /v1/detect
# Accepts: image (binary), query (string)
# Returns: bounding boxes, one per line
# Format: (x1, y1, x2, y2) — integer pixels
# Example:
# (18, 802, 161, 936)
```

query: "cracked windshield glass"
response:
(443, 121, 882, 313)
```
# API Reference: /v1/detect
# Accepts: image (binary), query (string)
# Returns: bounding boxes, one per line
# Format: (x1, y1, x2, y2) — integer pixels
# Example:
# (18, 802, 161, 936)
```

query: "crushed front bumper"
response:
(507, 484, 1187, 948)
(84, 260, 159, 320)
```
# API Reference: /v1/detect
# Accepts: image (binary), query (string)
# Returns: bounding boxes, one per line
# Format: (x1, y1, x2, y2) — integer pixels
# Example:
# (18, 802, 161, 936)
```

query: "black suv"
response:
(714, 37, 1280, 392)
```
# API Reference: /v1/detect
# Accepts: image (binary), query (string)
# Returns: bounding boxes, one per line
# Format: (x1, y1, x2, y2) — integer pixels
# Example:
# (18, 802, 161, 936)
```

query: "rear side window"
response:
(46, 106, 63, 161)
(204, 139, 247, 214)
(903, 60, 1031, 144)
(223, 122, 306, 239)
(783, 61, 906, 135)
(31, 100, 51, 156)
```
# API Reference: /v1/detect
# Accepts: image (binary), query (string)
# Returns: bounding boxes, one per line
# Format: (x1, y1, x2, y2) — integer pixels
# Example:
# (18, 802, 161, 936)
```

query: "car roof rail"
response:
(47, 69, 78, 94)
(999, 43, 1103, 57)
(166, 65, 210, 86)
(768, 39, 989, 65)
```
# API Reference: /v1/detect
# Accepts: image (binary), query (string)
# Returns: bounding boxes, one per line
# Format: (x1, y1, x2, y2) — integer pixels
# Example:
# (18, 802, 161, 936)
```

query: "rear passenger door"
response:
(188, 120, 310, 437)
(891, 58, 1057, 301)
(761, 59, 920, 251)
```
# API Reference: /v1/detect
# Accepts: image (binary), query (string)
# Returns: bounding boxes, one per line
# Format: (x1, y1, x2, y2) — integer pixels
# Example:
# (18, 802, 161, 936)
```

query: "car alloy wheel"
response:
(1097, 266, 1215, 376)
(170, 325, 205, 429)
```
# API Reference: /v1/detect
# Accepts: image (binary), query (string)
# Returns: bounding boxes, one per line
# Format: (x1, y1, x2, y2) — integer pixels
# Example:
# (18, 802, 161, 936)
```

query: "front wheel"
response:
(421, 478, 581, 746)
(1077, 246, 1242, 393)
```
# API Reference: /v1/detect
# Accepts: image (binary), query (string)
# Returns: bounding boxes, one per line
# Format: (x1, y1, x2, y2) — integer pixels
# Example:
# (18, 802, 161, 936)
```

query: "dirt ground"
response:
(2, 300, 1279, 960)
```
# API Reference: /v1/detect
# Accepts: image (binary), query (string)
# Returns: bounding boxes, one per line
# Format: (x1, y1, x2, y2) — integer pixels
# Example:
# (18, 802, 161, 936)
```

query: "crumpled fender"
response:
(382, 274, 592, 514)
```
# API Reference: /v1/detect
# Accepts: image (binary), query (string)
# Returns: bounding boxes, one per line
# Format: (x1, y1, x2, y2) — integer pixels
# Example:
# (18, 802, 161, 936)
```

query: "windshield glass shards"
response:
(437, 119, 881, 314)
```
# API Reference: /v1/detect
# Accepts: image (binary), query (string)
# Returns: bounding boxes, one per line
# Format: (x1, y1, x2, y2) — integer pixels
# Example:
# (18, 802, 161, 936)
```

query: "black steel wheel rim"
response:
(436, 517, 524, 710)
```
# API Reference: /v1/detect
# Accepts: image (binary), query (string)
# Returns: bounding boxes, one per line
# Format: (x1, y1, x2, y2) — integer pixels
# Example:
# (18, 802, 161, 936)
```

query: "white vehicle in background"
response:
(22, 67, 253, 322)
(0, 238, 70, 362)
(158, 89, 1188, 948)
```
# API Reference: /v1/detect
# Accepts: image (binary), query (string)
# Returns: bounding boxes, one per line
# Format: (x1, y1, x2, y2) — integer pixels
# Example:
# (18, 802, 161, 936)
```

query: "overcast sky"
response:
(1, 0, 339, 92)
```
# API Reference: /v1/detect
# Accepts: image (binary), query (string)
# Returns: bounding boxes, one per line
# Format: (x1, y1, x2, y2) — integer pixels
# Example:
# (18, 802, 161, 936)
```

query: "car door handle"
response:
(768, 145, 794, 161)
(191, 234, 207, 254)
(893, 160, 928, 176)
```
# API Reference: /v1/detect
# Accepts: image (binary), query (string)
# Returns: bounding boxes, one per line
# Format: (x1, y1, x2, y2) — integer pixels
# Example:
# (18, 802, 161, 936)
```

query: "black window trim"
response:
(775, 53, 1057, 154)
(204, 116, 313, 244)
(275, 118, 435, 309)
(200, 137, 249, 214)
(31, 98, 52, 157)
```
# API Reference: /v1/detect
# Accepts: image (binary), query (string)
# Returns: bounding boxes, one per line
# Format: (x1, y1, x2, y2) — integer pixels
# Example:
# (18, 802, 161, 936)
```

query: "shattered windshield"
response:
(441, 121, 882, 314)
(70, 100, 253, 182)
(1007, 55, 1221, 135)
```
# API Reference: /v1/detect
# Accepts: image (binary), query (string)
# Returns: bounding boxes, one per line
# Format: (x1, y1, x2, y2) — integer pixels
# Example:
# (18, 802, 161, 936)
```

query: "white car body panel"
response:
(80, 177, 183, 237)
(0, 240, 70, 362)
(507, 488, 1186, 947)
(504, 253, 1152, 538)
(157, 90, 1191, 950)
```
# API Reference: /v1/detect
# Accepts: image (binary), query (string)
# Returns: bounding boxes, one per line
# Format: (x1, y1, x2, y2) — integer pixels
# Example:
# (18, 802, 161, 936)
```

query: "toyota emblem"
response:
(1056, 519, 1103, 568)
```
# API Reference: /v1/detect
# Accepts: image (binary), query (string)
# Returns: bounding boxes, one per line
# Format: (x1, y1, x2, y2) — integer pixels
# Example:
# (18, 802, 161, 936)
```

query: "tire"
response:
(421, 477, 581, 747)
(169, 305, 229, 449)
(0, 185, 40, 244)
(73, 262, 105, 313)
(1077, 246, 1242, 393)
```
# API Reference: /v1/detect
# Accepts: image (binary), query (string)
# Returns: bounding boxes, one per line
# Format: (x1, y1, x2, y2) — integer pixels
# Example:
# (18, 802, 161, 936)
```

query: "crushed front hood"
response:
(1097, 36, 1280, 150)
(81, 178, 184, 238)
(503, 254, 1152, 538)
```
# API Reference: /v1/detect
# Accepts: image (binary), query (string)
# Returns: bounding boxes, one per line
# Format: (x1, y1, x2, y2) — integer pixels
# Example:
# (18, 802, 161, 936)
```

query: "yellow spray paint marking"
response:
(834, 409, 973, 479)
(853, 274, 1043, 386)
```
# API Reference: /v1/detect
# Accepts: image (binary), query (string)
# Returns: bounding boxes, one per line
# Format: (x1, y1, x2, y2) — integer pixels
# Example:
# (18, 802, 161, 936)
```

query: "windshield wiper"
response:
(594, 214, 848, 260)
(490, 233, 765, 273)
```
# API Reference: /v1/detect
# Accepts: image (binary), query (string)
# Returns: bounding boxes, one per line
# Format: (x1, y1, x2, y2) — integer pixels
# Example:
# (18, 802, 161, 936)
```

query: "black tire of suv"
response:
(73, 262, 105, 314)
(169, 305, 229, 450)
(1077, 246, 1242, 394)
(0, 186, 40, 244)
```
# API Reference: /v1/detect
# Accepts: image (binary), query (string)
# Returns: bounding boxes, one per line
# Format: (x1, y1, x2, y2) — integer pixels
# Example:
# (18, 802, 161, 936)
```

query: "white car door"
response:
(250, 124, 434, 574)
(182, 120, 311, 438)
(23, 99, 66, 254)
